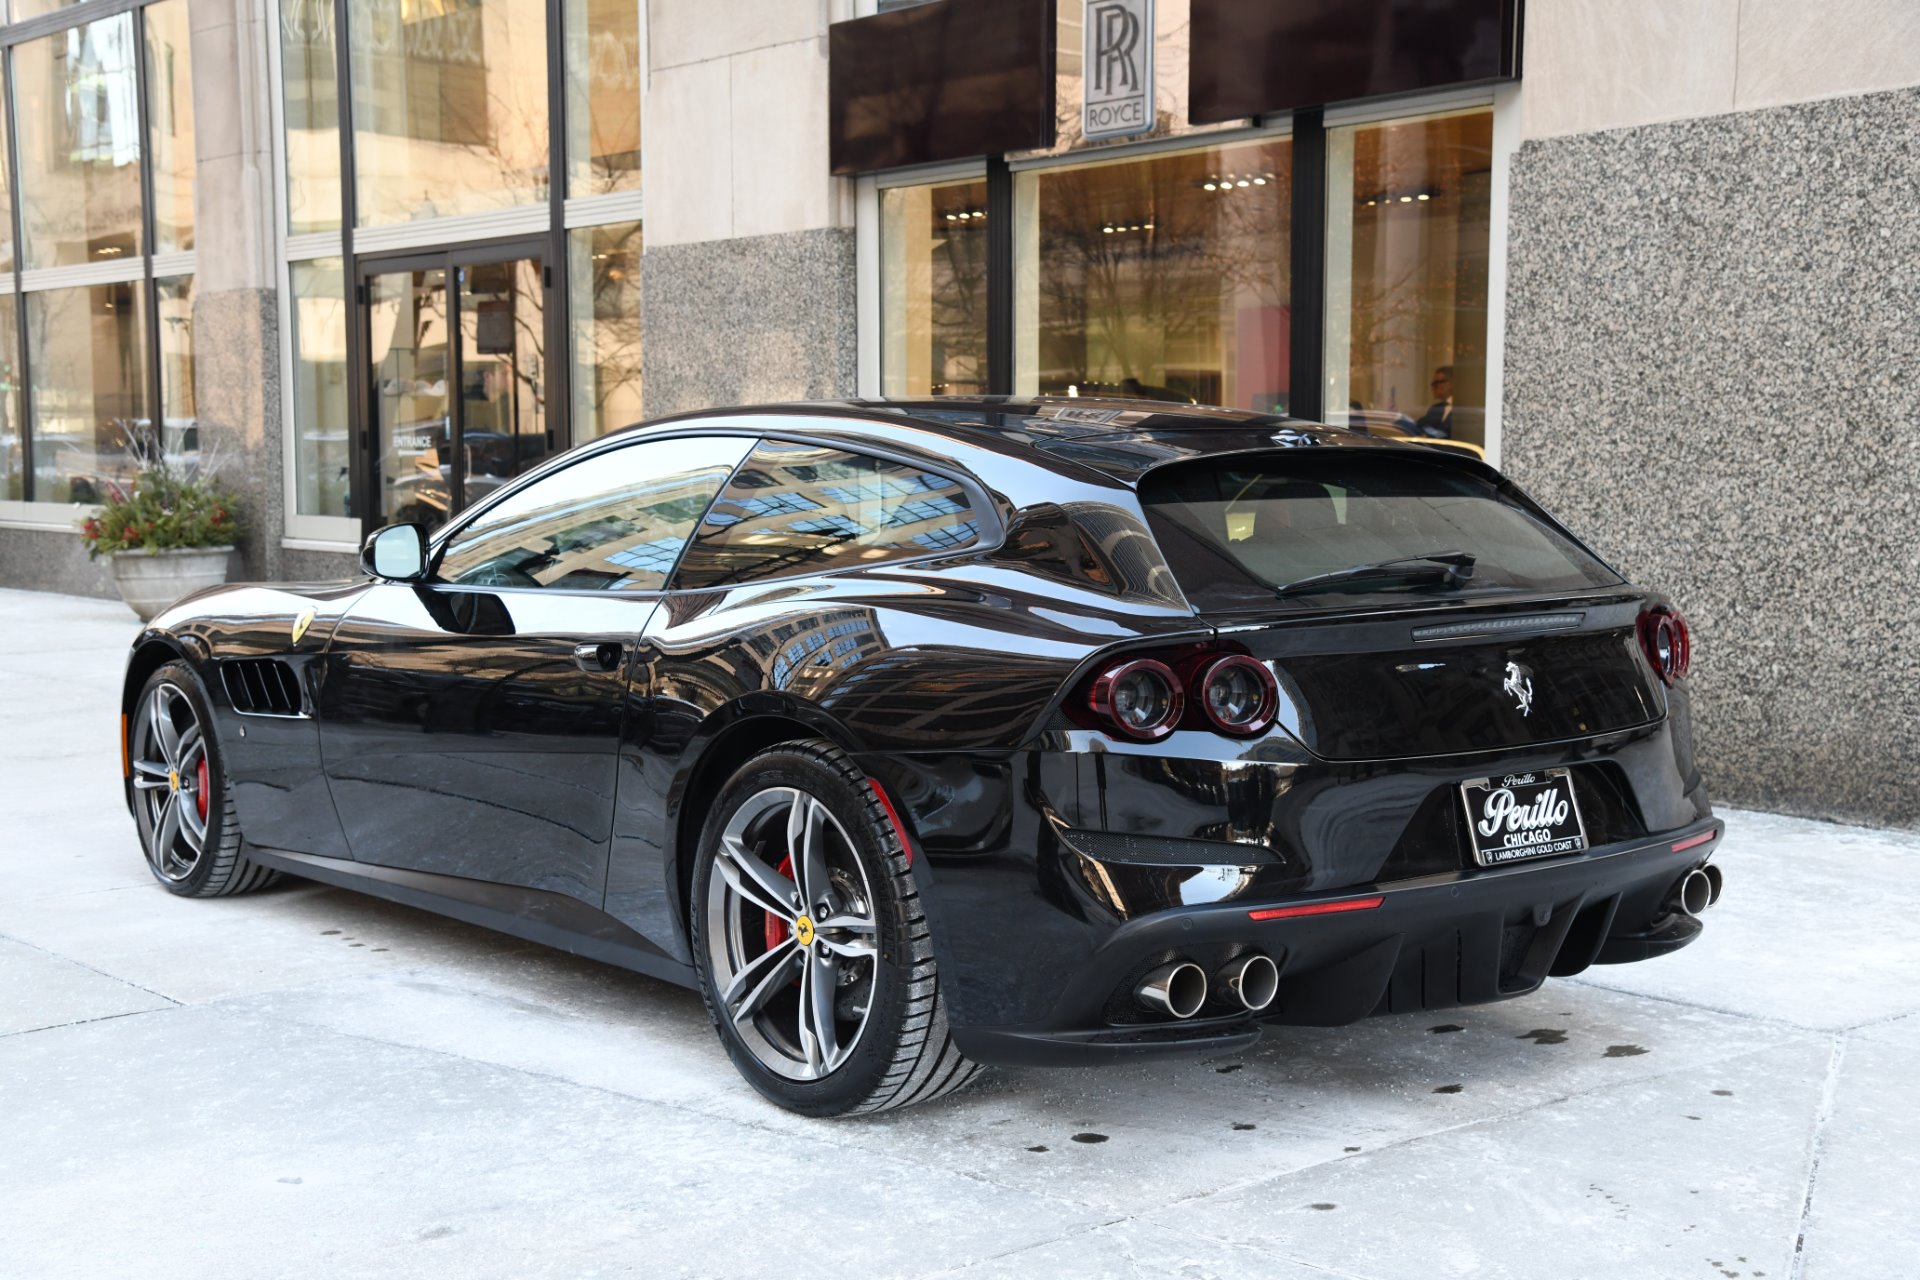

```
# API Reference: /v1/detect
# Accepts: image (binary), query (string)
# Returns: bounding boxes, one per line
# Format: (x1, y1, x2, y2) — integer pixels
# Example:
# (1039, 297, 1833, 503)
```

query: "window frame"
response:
(419, 420, 1005, 598)
(0, 0, 199, 522)
(429, 430, 756, 597)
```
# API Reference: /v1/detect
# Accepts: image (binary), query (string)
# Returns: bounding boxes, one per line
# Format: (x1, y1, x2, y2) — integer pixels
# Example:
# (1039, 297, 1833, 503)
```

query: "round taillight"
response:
(1197, 654, 1279, 736)
(1638, 608, 1693, 685)
(1090, 658, 1184, 740)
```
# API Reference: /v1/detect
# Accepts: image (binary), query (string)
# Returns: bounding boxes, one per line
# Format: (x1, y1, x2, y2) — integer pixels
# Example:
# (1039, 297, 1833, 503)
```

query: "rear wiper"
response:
(1274, 551, 1477, 599)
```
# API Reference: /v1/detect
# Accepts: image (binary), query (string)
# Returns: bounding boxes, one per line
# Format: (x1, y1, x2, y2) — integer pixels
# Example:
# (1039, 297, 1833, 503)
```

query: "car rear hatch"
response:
(1220, 595, 1663, 760)
(1135, 447, 1666, 761)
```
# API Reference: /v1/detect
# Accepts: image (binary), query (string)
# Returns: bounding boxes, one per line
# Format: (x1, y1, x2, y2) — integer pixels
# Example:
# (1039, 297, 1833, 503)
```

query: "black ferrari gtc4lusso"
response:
(120, 398, 1724, 1115)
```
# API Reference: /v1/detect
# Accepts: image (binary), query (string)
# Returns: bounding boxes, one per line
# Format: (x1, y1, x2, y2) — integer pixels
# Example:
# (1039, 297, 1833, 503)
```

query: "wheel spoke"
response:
(799, 949, 841, 1076)
(153, 793, 181, 863)
(722, 938, 800, 1026)
(131, 762, 172, 791)
(149, 687, 181, 767)
(717, 835, 797, 923)
(792, 795, 829, 913)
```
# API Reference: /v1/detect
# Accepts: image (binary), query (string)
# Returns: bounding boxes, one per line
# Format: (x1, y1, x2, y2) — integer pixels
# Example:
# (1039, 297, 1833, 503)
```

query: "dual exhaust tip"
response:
(1136, 952, 1278, 1020)
(1674, 862, 1725, 917)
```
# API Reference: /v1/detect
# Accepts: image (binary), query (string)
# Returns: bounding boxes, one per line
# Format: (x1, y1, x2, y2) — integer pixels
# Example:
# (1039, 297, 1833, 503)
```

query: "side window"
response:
(671, 440, 981, 591)
(436, 436, 753, 590)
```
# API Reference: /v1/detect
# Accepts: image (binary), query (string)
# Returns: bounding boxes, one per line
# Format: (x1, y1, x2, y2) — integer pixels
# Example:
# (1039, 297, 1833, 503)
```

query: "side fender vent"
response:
(222, 659, 304, 717)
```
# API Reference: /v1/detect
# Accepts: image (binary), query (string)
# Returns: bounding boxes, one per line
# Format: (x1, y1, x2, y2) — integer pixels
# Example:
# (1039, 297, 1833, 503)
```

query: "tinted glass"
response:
(1139, 454, 1619, 613)
(1015, 137, 1291, 410)
(280, 0, 342, 234)
(290, 258, 352, 517)
(14, 15, 144, 269)
(146, 0, 195, 252)
(881, 177, 988, 397)
(563, 0, 641, 197)
(674, 441, 981, 591)
(1326, 110, 1493, 452)
(437, 436, 752, 591)
(567, 221, 643, 441)
(349, 0, 549, 226)
(27, 281, 147, 506)
(0, 299, 20, 500)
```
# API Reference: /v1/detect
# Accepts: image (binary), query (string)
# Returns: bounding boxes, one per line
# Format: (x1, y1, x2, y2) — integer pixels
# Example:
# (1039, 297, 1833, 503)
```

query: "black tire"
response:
(129, 661, 281, 898)
(691, 739, 982, 1116)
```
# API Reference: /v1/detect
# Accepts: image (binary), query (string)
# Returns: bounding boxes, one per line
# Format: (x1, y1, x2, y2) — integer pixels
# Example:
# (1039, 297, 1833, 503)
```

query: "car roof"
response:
(632, 395, 1431, 486)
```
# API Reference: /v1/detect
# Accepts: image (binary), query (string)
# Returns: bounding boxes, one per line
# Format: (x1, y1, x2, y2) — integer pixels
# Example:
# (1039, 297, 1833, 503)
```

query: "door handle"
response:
(572, 642, 627, 673)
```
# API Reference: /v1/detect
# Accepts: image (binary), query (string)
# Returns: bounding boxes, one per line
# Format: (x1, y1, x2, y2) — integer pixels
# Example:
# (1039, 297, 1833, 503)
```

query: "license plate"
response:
(1458, 768, 1588, 866)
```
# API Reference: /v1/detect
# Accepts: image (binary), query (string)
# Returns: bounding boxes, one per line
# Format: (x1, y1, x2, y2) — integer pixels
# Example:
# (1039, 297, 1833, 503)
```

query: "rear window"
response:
(1138, 454, 1620, 611)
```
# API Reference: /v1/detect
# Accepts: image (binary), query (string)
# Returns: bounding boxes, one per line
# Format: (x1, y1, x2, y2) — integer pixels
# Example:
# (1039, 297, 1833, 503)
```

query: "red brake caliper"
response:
(763, 855, 795, 951)
(195, 758, 209, 820)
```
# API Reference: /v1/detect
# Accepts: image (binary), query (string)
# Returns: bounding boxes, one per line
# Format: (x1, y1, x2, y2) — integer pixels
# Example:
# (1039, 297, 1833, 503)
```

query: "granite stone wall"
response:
(0, 528, 116, 600)
(641, 227, 857, 418)
(1503, 86, 1920, 829)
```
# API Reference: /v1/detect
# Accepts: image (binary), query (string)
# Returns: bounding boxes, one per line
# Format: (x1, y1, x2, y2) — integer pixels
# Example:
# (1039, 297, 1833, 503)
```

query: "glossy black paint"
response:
(123, 398, 1717, 1067)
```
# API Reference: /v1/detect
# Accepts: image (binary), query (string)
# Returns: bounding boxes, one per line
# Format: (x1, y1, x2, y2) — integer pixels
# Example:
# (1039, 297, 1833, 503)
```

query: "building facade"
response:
(0, 0, 1913, 829)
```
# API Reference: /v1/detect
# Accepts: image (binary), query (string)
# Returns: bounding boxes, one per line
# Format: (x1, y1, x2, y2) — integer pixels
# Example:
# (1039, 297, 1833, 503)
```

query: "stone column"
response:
(640, 0, 858, 416)
(189, 0, 284, 582)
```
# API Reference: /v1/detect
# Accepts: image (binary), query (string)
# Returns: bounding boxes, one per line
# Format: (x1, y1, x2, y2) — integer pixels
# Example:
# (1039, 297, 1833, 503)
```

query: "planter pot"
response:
(110, 547, 236, 622)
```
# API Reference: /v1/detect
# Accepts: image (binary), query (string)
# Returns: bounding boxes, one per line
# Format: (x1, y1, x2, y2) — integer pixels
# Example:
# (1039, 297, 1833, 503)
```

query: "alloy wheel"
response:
(131, 682, 210, 883)
(705, 786, 880, 1082)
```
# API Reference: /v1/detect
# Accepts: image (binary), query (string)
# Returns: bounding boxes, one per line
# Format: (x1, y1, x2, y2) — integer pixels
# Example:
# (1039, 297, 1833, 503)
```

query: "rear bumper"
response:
(949, 817, 1723, 1068)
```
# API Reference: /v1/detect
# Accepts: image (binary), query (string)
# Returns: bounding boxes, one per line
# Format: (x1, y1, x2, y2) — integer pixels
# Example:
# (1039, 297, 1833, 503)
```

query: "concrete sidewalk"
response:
(2, 585, 1916, 1280)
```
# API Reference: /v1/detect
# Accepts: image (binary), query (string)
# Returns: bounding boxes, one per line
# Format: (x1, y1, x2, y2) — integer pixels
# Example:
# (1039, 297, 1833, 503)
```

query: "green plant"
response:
(81, 462, 241, 559)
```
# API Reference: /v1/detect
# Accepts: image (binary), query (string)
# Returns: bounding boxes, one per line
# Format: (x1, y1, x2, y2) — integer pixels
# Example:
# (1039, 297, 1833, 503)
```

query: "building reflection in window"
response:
(1325, 109, 1493, 452)
(881, 177, 989, 397)
(568, 220, 642, 440)
(348, 0, 550, 226)
(1015, 137, 1293, 411)
(27, 281, 148, 505)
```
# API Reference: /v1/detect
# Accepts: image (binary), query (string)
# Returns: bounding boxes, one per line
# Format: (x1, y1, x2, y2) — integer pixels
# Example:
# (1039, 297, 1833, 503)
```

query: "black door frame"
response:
(352, 235, 554, 539)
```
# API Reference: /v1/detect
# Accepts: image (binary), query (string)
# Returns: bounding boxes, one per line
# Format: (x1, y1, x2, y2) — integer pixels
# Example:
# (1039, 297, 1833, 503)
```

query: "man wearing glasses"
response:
(1413, 365, 1456, 439)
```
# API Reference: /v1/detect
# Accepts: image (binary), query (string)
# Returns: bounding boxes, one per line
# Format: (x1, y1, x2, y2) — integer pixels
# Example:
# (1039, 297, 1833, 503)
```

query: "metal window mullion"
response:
(984, 154, 1012, 396)
(0, 0, 145, 50)
(134, 0, 162, 441)
(1288, 108, 1327, 423)
(333, 0, 369, 536)
(4, 48, 31, 501)
(546, 0, 568, 449)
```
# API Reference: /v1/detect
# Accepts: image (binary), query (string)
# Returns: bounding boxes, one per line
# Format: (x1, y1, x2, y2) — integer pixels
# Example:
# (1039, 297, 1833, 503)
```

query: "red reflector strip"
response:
(119, 713, 130, 779)
(868, 778, 914, 868)
(1671, 831, 1717, 854)
(1249, 895, 1385, 922)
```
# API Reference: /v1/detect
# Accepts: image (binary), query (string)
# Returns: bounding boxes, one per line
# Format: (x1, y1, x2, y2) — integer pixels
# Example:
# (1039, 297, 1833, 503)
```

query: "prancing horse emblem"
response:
(291, 607, 317, 646)
(1503, 661, 1535, 717)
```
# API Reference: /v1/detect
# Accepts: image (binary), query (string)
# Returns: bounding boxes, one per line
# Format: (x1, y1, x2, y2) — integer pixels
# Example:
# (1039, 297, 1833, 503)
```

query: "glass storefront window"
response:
(567, 221, 642, 440)
(291, 259, 353, 517)
(1014, 137, 1293, 410)
(11, 0, 80, 23)
(146, 0, 196, 253)
(563, 0, 641, 197)
(0, 299, 21, 501)
(1324, 109, 1493, 450)
(157, 276, 195, 453)
(281, 0, 343, 235)
(881, 178, 988, 398)
(14, 15, 146, 270)
(349, 0, 551, 226)
(0, 85, 14, 275)
(27, 282, 149, 506)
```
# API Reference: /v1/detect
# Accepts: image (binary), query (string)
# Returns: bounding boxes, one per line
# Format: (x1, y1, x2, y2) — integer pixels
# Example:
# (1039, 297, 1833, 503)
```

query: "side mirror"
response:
(361, 523, 430, 582)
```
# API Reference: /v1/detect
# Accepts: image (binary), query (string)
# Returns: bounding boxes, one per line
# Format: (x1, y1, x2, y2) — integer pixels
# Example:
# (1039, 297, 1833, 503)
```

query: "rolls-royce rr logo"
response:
(1083, 0, 1154, 141)
(1502, 661, 1535, 716)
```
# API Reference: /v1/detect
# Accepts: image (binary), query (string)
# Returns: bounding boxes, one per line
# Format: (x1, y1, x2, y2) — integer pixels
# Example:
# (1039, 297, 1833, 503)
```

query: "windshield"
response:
(1137, 453, 1621, 612)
